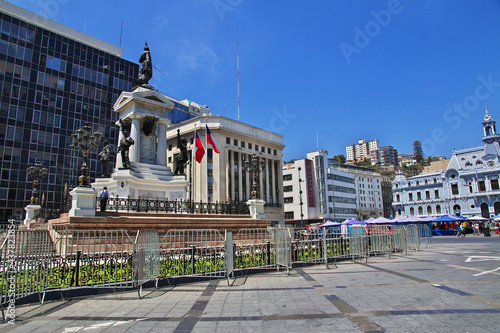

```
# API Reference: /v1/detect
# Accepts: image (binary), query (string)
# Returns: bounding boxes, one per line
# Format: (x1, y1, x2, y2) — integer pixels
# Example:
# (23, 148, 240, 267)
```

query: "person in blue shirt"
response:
(99, 187, 110, 212)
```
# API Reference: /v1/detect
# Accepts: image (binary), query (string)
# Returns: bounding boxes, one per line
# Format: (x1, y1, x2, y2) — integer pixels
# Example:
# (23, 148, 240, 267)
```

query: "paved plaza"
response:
(1, 236, 499, 333)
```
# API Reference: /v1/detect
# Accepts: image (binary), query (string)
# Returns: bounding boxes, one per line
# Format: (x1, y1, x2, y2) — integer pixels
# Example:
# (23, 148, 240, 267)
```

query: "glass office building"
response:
(0, 2, 138, 222)
(0, 2, 198, 222)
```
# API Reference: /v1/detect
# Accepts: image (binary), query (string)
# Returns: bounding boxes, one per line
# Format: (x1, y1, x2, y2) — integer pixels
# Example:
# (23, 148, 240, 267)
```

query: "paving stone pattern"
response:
(1, 237, 499, 333)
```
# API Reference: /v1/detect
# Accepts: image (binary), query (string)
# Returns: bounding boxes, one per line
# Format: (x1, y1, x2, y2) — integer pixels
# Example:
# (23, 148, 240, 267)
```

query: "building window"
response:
(491, 179, 499, 191)
(261, 146, 265, 153)
(396, 194, 400, 202)
(248, 143, 252, 150)
(283, 174, 292, 181)
(436, 205, 441, 214)
(241, 141, 245, 148)
(274, 149, 277, 156)
(285, 212, 294, 219)
(434, 189, 439, 198)
(233, 139, 238, 146)
(451, 184, 459, 195)
(418, 206, 423, 215)
(478, 181, 486, 192)
(284, 197, 293, 203)
(255, 145, 259, 151)
(427, 205, 432, 215)
(409, 193, 413, 201)
(283, 185, 293, 192)
(410, 207, 414, 215)
(425, 191, 430, 199)
(417, 192, 422, 200)
(226, 137, 230, 144)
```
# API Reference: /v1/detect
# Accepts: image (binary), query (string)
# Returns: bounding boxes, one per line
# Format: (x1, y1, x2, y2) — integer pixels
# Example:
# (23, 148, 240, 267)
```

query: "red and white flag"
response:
(206, 125, 220, 154)
(194, 132, 205, 163)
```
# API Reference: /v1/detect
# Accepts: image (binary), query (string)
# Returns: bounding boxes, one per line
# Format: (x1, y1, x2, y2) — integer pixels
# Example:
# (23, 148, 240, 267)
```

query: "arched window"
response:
(436, 205, 441, 214)
(481, 202, 490, 218)
(410, 207, 414, 215)
(495, 202, 500, 216)
(418, 206, 423, 215)
(453, 204, 461, 216)
(427, 205, 432, 215)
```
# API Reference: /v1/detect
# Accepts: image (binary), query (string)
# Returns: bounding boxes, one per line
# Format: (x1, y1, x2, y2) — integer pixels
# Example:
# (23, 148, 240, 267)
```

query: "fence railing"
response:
(98, 197, 250, 215)
(0, 223, 431, 315)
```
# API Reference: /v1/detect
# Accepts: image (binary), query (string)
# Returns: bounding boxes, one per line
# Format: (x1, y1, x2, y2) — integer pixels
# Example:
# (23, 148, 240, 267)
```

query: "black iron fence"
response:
(98, 197, 250, 215)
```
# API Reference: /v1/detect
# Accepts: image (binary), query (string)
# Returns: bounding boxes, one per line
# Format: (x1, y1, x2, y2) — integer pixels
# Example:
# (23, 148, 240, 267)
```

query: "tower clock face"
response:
(487, 160, 495, 168)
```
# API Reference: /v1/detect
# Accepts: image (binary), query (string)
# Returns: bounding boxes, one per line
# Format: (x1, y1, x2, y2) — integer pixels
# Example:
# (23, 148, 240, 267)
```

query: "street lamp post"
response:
(70, 123, 102, 187)
(27, 162, 48, 204)
(244, 154, 266, 200)
(298, 167, 305, 228)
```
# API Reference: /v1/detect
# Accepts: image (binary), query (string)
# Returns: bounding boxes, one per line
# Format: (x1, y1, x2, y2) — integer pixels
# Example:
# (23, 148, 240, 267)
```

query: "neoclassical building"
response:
(166, 114, 285, 224)
(392, 109, 500, 218)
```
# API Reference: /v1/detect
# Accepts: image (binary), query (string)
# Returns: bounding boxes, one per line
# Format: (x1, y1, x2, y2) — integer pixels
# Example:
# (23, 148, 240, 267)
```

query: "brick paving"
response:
(1, 236, 499, 333)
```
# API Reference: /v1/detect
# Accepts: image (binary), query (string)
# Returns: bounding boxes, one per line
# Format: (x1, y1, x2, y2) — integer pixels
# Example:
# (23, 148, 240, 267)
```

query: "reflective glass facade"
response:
(0, 9, 140, 221)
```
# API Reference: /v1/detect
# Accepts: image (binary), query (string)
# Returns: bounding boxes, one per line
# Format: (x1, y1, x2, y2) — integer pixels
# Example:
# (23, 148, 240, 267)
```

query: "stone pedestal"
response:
(247, 199, 266, 219)
(24, 204, 40, 226)
(69, 187, 97, 217)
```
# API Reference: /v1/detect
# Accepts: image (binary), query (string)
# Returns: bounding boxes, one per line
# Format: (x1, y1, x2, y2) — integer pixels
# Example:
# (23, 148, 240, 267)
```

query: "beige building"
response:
(166, 114, 285, 223)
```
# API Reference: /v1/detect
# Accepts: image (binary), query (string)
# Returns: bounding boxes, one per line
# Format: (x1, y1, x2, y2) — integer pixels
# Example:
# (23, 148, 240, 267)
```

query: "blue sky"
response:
(10, 0, 500, 161)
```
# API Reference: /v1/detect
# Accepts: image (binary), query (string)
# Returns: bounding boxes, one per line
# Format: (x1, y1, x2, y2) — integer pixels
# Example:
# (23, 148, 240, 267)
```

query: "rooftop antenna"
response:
(236, 32, 240, 121)
(120, 19, 123, 48)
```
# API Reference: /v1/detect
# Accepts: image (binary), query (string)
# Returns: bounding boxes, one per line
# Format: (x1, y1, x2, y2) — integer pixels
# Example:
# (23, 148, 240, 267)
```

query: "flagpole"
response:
(193, 124, 196, 203)
(205, 121, 209, 203)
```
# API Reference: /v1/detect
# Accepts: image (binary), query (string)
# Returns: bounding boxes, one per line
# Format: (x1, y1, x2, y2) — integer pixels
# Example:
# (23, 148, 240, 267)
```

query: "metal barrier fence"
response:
(418, 224, 432, 248)
(134, 230, 161, 291)
(273, 227, 292, 273)
(0, 223, 432, 312)
(233, 228, 274, 269)
(161, 229, 226, 278)
(292, 228, 324, 265)
(404, 225, 420, 251)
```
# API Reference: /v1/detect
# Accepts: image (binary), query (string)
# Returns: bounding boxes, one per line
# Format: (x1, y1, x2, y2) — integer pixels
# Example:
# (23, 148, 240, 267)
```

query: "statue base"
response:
(247, 199, 267, 220)
(92, 162, 188, 201)
(24, 204, 41, 226)
(69, 186, 97, 217)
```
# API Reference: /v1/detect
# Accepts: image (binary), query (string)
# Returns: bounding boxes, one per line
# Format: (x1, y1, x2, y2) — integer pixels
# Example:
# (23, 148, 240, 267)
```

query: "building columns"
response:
(115, 129, 124, 169)
(129, 116, 141, 163)
(156, 120, 168, 166)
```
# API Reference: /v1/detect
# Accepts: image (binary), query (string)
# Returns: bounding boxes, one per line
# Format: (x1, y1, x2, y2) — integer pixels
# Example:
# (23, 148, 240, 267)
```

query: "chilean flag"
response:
(206, 125, 220, 154)
(194, 132, 205, 163)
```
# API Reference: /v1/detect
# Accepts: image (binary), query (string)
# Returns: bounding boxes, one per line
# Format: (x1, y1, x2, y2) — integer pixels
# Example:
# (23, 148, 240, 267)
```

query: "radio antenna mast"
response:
(236, 33, 240, 121)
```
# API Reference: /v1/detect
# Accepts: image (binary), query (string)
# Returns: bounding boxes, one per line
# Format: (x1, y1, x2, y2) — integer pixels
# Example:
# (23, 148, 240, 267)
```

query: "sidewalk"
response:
(1, 237, 499, 333)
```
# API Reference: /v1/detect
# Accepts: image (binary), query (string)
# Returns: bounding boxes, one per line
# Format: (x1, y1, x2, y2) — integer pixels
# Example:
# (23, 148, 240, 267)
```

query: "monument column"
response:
(115, 129, 124, 169)
(130, 116, 141, 163)
(156, 120, 168, 166)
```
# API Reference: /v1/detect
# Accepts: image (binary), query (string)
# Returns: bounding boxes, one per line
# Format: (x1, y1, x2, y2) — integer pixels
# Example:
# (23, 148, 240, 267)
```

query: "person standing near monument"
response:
(99, 187, 110, 212)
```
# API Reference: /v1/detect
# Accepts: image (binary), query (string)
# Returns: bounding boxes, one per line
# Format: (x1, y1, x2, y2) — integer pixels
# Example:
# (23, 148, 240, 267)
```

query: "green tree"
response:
(333, 154, 346, 164)
(413, 140, 424, 164)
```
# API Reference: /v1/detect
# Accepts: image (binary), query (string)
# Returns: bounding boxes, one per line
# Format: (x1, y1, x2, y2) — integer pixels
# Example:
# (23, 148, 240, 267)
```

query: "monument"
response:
(92, 44, 188, 202)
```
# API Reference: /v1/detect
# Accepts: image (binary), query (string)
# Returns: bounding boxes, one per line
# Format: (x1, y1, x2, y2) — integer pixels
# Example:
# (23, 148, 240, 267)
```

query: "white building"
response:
(329, 162, 384, 220)
(393, 109, 500, 218)
(346, 139, 380, 162)
(167, 114, 285, 224)
(283, 150, 356, 226)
